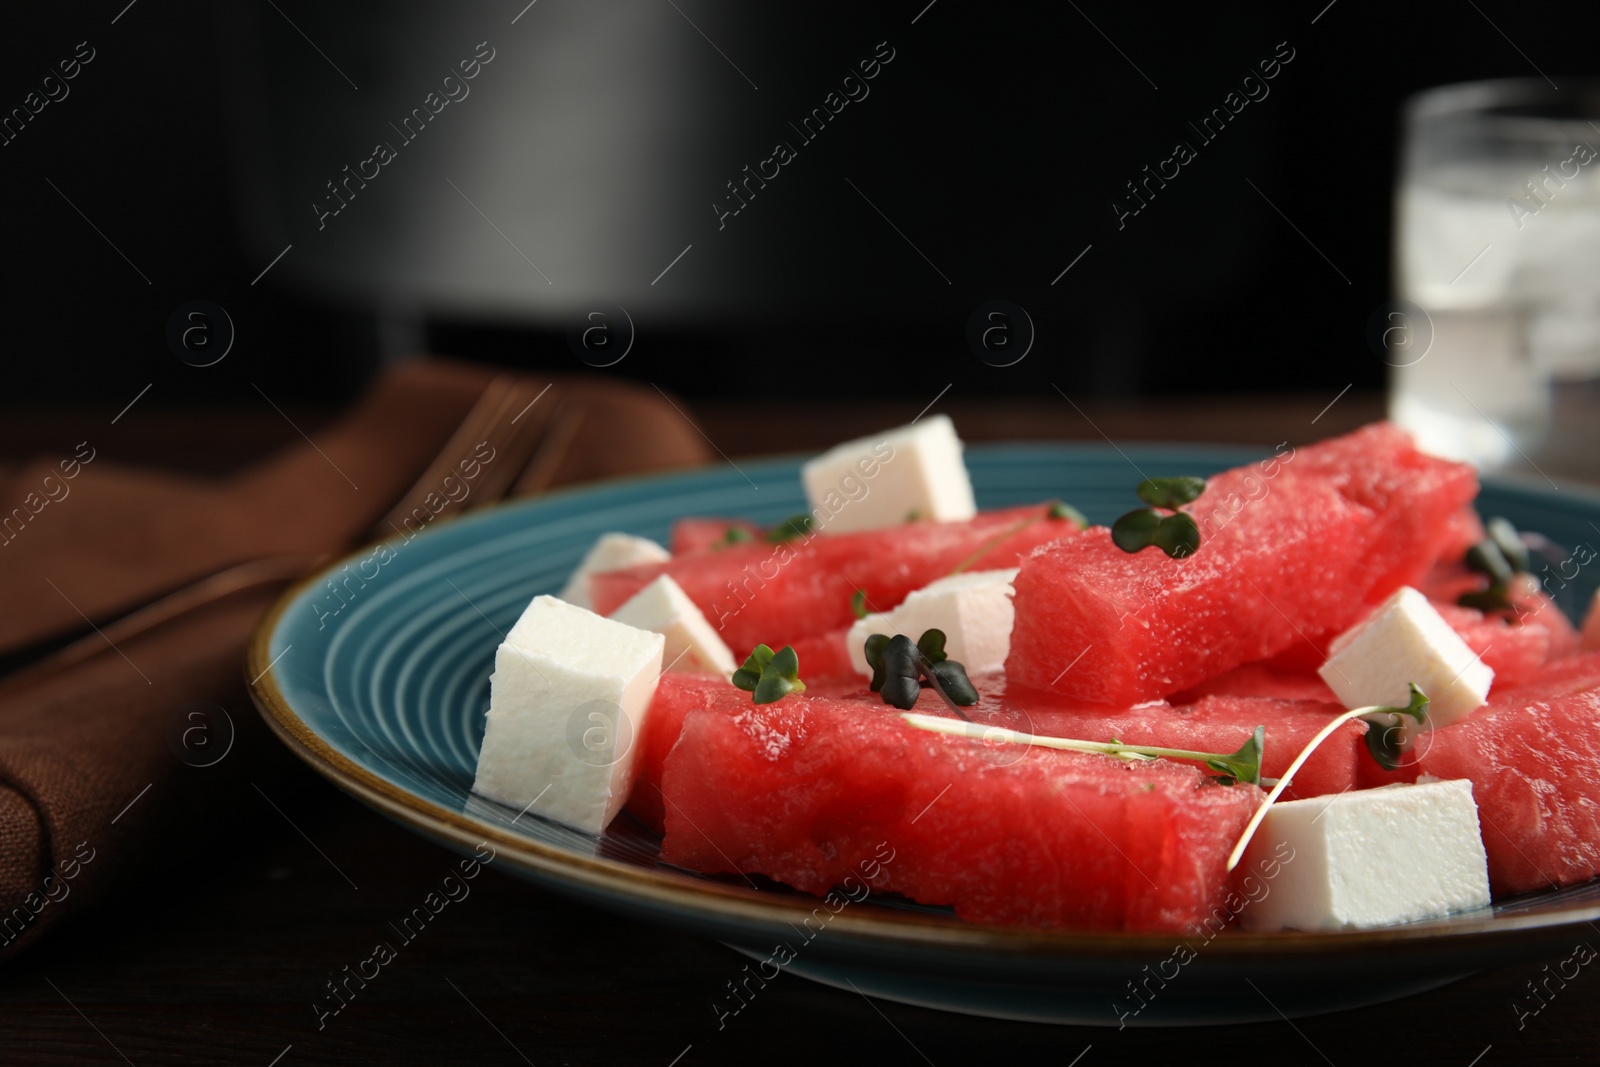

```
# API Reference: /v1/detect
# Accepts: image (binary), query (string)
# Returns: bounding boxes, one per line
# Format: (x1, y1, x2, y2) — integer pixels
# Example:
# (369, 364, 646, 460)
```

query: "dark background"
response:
(2, 0, 1597, 406)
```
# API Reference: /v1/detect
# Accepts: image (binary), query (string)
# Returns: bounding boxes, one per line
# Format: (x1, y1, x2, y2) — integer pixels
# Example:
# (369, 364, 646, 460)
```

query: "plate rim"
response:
(244, 442, 1600, 959)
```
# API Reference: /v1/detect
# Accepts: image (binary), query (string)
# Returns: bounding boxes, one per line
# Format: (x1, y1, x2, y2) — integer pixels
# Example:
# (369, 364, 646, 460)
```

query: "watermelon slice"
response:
(1172, 661, 1338, 704)
(1431, 600, 1577, 690)
(1415, 678, 1600, 895)
(670, 518, 761, 555)
(1017, 693, 1363, 802)
(594, 505, 1075, 658)
(1583, 594, 1600, 650)
(658, 691, 1260, 931)
(783, 628, 859, 684)
(1005, 424, 1476, 705)
(1438, 505, 1487, 563)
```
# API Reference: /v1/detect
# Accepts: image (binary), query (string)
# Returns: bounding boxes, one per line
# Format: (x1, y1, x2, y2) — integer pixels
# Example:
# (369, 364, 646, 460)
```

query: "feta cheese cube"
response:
(847, 568, 1019, 677)
(1318, 586, 1493, 740)
(801, 414, 976, 534)
(557, 532, 670, 610)
(608, 574, 736, 677)
(1238, 779, 1491, 931)
(472, 595, 665, 833)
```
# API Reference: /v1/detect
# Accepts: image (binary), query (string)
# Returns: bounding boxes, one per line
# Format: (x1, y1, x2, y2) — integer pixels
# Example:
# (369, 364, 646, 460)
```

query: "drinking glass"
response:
(1392, 78, 1600, 482)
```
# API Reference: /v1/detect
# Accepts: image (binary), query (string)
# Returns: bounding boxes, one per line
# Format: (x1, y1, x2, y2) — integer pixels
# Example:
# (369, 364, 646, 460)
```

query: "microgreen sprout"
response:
(715, 526, 753, 549)
(1487, 516, 1532, 573)
(851, 589, 870, 619)
(1112, 476, 1206, 559)
(1225, 684, 1430, 871)
(731, 643, 807, 704)
(864, 629, 979, 712)
(765, 514, 814, 543)
(1358, 683, 1431, 771)
(899, 715, 1264, 786)
(1459, 517, 1533, 613)
(1047, 500, 1088, 527)
(1136, 476, 1208, 511)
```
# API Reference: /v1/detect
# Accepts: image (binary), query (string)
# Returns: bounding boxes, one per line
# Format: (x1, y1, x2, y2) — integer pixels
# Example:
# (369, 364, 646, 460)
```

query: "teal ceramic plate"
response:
(247, 443, 1600, 1026)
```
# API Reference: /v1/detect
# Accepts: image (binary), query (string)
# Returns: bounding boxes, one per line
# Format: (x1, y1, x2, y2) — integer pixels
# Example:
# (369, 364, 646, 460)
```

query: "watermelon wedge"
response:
(1416, 677, 1600, 895)
(670, 518, 761, 555)
(1005, 424, 1476, 705)
(594, 505, 1076, 658)
(658, 691, 1260, 931)
(1173, 661, 1338, 704)
(1017, 693, 1363, 802)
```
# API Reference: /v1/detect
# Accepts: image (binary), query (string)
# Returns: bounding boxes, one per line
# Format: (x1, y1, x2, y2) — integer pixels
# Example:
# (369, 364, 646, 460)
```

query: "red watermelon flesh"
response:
(594, 505, 1075, 658)
(1418, 565, 1580, 662)
(1006, 425, 1477, 705)
(1584, 594, 1600, 651)
(658, 691, 1260, 931)
(1269, 573, 1578, 683)
(1415, 682, 1600, 895)
(1007, 692, 1362, 802)
(1439, 505, 1487, 563)
(784, 628, 859, 684)
(670, 518, 761, 555)
(1432, 600, 1575, 689)
(1172, 661, 1338, 704)
(1282, 423, 1478, 594)
(625, 673, 740, 833)
(1486, 651, 1600, 704)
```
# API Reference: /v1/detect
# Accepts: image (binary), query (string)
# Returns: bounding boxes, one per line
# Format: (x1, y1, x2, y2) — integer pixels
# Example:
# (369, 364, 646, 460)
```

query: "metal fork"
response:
(0, 375, 579, 696)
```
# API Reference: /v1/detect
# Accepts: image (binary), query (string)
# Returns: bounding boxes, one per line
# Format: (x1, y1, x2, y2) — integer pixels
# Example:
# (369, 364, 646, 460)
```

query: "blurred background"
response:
(2, 0, 1598, 413)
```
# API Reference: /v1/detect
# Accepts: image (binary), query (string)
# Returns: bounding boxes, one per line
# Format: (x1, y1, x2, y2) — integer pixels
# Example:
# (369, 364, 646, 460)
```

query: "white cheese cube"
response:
(801, 414, 976, 534)
(847, 569, 1019, 677)
(1318, 586, 1493, 741)
(1238, 779, 1491, 931)
(557, 532, 670, 610)
(472, 595, 664, 833)
(608, 574, 736, 677)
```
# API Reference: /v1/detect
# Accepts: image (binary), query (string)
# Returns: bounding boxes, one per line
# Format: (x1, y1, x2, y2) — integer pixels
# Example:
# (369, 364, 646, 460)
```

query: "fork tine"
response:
(510, 400, 588, 497)
(466, 380, 562, 507)
(371, 375, 521, 539)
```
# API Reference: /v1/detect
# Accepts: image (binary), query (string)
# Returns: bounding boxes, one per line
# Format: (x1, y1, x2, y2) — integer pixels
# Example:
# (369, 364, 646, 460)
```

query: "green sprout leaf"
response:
(1358, 683, 1430, 771)
(1047, 500, 1088, 528)
(1113, 509, 1199, 559)
(1461, 518, 1532, 612)
(905, 508, 923, 522)
(765, 514, 814, 543)
(1153, 513, 1201, 559)
(731, 644, 776, 692)
(927, 659, 979, 706)
(1203, 726, 1266, 786)
(751, 644, 807, 704)
(864, 631, 983, 711)
(1458, 583, 1514, 614)
(863, 633, 890, 692)
(716, 526, 753, 549)
(880, 634, 924, 711)
(1465, 540, 1514, 586)
(1487, 516, 1530, 574)
(1111, 508, 1163, 553)
(1136, 476, 1208, 510)
(851, 589, 870, 620)
(1115, 477, 1207, 559)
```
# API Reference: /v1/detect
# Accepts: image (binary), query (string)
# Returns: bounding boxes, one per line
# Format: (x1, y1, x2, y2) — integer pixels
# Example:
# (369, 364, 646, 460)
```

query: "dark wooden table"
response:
(3, 390, 1595, 1066)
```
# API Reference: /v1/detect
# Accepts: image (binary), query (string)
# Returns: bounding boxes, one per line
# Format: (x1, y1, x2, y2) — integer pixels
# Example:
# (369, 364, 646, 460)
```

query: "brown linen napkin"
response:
(0, 360, 709, 959)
